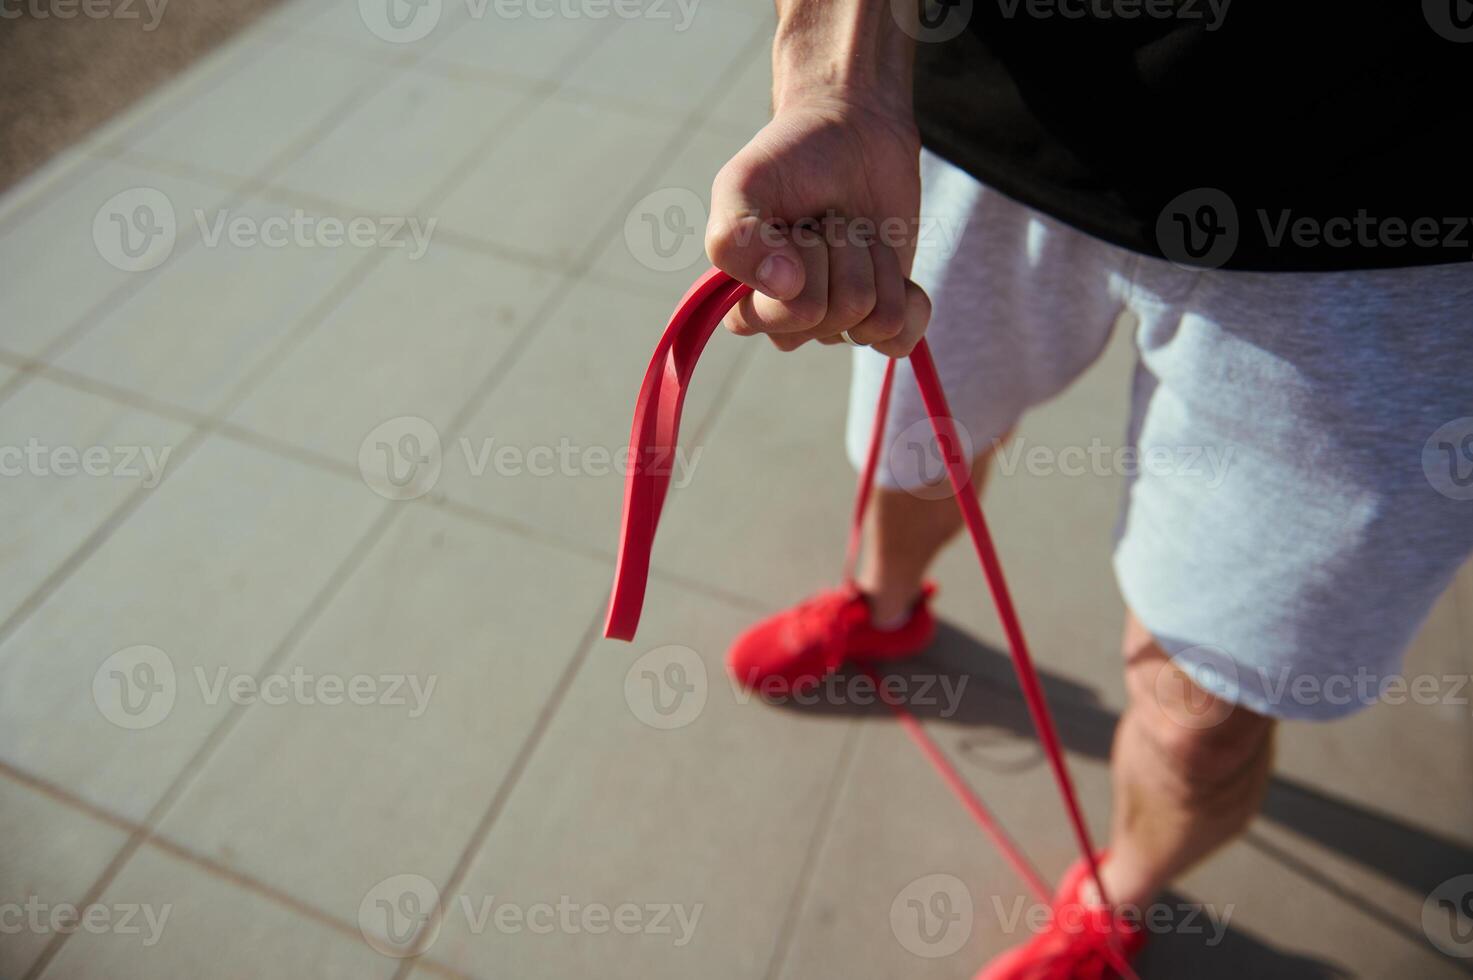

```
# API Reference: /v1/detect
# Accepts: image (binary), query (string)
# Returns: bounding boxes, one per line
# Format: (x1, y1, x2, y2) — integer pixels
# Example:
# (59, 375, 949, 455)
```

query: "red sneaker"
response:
(976, 855, 1146, 980)
(726, 582, 937, 697)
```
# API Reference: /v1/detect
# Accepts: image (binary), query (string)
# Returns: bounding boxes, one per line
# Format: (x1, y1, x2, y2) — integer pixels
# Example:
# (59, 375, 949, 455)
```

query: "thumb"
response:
(704, 161, 805, 301)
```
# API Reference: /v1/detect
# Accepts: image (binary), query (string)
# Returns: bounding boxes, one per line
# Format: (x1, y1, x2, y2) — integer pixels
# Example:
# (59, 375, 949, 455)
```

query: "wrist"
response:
(770, 0, 915, 118)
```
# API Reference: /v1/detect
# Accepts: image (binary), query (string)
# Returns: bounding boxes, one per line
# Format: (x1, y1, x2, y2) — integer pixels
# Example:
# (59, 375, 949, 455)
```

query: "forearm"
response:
(771, 0, 916, 115)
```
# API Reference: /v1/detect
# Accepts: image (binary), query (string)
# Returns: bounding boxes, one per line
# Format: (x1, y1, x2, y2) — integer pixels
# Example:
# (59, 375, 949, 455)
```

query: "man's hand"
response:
(704, 2, 930, 358)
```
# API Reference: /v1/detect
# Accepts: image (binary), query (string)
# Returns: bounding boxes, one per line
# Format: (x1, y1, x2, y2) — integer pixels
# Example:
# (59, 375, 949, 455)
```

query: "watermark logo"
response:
(359, 416, 443, 501)
(456, 435, 703, 487)
(358, 877, 702, 955)
(888, 416, 975, 501)
(0, 439, 173, 487)
(624, 187, 707, 273)
(891, 873, 973, 958)
(1424, 875, 1473, 957)
(1424, 0, 1473, 42)
(359, 0, 442, 42)
(0, 897, 171, 945)
(990, 894, 1233, 944)
(892, 0, 973, 42)
(0, 0, 170, 31)
(624, 645, 707, 730)
(468, 0, 701, 30)
(732, 669, 969, 714)
(93, 187, 177, 272)
(93, 645, 176, 730)
(1423, 418, 1473, 501)
(992, 436, 1234, 488)
(359, 873, 441, 957)
(195, 208, 436, 258)
(1152, 645, 1239, 730)
(195, 666, 437, 716)
(993, 0, 1230, 30)
(1156, 187, 1238, 270)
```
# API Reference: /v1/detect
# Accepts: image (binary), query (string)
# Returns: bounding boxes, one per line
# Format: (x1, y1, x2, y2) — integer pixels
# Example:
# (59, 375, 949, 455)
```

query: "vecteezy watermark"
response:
(458, 436, 703, 487)
(1257, 209, 1473, 255)
(358, 875, 703, 958)
(91, 189, 437, 272)
(359, 416, 443, 501)
(93, 187, 177, 273)
(988, 894, 1235, 945)
(1156, 187, 1239, 270)
(93, 646, 177, 730)
(624, 645, 708, 730)
(358, 416, 706, 501)
(1423, 418, 1473, 501)
(1153, 645, 1473, 728)
(667, 198, 970, 276)
(473, 0, 701, 29)
(992, 436, 1235, 488)
(358, 0, 701, 43)
(0, 897, 171, 946)
(359, 873, 440, 957)
(0, 438, 173, 487)
(92, 647, 438, 730)
(194, 208, 436, 258)
(891, 0, 974, 43)
(731, 668, 970, 716)
(1157, 188, 1473, 270)
(891, 873, 973, 958)
(994, 0, 1230, 29)
(888, 422, 1235, 501)
(1424, 0, 1473, 43)
(0, 0, 169, 31)
(358, 0, 443, 43)
(1153, 646, 1240, 730)
(625, 187, 708, 274)
(887, 416, 977, 501)
(1424, 875, 1473, 958)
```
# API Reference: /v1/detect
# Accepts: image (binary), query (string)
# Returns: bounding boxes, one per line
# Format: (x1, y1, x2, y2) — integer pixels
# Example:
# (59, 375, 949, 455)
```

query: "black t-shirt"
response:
(911, 2, 1470, 271)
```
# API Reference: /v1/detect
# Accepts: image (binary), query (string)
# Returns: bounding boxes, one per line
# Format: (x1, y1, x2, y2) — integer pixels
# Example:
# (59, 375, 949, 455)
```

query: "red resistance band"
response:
(605, 267, 1138, 978)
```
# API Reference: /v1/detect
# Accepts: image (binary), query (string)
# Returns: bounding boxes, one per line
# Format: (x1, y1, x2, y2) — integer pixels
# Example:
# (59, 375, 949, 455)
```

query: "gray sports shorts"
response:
(846, 149, 1473, 721)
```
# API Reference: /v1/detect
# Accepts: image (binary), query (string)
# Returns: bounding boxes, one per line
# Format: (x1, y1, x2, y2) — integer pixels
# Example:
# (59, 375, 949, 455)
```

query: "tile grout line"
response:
(374, 29, 779, 980)
(435, 22, 771, 453)
(388, 602, 611, 980)
(0, 424, 212, 649)
(13, 14, 775, 976)
(10, 14, 691, 971)
(0, 21, 286, 235)
(0, 45, 407, 417)
(15, 502, 402, 980)
(1, 345, 776, 614)
(0, 760, 474, 980)
(761, 719, 867, 980)
(6, 0, 513, 402)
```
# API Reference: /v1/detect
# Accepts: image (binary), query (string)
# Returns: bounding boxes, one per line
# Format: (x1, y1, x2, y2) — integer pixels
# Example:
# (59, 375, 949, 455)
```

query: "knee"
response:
(1121, 621, 1275, 805)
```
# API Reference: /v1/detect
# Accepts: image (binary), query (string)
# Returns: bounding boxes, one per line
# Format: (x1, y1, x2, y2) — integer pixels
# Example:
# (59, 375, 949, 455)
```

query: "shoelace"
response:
(605, 267, 1140, 980)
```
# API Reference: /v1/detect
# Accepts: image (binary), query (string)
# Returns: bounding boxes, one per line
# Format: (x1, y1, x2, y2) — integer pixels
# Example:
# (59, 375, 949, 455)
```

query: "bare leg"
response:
(1095, 612, 1276, 908)
(854, 448, 998, 623)
(854, 434, 1272, 909)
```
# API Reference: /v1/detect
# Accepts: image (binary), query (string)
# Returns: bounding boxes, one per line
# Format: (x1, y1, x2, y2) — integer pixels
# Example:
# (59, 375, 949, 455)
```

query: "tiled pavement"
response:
(2, 4, 1470, 978)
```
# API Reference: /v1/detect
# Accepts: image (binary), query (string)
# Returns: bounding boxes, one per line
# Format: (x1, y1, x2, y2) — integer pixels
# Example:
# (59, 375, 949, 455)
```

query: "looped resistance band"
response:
(605, 267, 1137, 978)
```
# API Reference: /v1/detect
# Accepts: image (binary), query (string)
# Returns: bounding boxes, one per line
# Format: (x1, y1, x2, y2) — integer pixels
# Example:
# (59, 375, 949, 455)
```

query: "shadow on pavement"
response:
(756, 621, 1473, 977)
(1136, 892, 1350, 979)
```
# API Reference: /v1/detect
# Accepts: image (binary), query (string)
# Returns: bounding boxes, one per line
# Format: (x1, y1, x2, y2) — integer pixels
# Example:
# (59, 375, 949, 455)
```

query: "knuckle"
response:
(723, 315, 755, 337)
(833, 280, 877, 324)
(789, 297, 827, 329)
(909, 286, 933, 322)
(866, 302, 906, 340)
